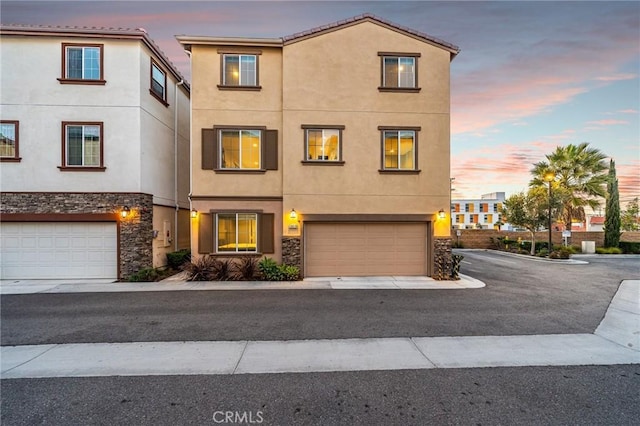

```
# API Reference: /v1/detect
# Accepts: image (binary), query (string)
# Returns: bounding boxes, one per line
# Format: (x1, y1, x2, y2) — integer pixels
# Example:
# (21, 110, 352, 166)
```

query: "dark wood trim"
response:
(378, 169, 421, 174)
(0, 213, 119, 222)
(301, 161, 345, 166)
(217, 85, 262, 91)
(60, 42, 105, 82)
(217, 48, 263, 55)
(190, 195, 283, 201)
(214, 125, 268, 131)
(213, 169, 266, 175)
(378, 87, 421, 93)
(377, 126, 422, 131)
(58, 166, 107, 172)
(0, 120, 20, 161)
(61, 121, 104, 169)
(301, 125, 346, 130)
(57, 78, 107, 85)
(378, 52, 422, 57)
(302, 214, 431, 223)
(150, 59, 168, 105)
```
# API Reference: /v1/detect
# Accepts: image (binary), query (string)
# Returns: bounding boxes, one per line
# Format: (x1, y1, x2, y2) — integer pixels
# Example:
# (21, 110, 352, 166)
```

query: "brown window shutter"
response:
(264, 129, 278, 170)
(260, 213, 275, 254)
(202, 128, 217, 170)
(198, 213, 214, 254)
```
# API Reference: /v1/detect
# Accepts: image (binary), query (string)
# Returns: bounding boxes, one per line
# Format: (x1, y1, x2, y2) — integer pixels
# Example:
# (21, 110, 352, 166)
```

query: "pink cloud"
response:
(594, 73, 638, 81)
(586, 119, 629, 126)
(618, 109, 639, 114)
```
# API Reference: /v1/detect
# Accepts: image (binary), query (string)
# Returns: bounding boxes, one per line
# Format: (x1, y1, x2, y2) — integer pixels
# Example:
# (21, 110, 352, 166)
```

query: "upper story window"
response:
(0, 120, 20, 162)
(378, 52, 421, 92)
(201, 126, 278, 173)
(60, 122, 105, 171)
(59, 43, 105, 85)
(150, 60, 168, 106)
(220, 129, 261, 170)
(218, 51, 261, 90)
(302, 125, 345, 164)
(379, 126, 421, 173)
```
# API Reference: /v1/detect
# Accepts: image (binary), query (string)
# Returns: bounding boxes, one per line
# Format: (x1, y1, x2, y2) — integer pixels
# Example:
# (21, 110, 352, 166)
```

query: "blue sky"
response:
(3, 1, 639, 205)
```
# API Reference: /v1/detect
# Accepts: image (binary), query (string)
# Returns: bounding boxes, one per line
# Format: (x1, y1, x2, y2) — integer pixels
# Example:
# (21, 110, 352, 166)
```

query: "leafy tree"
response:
(530, 143, 608, 228)
(621, 197, 639, 231)
(604, 160, 621, 247)
(502, 188, 549, 255)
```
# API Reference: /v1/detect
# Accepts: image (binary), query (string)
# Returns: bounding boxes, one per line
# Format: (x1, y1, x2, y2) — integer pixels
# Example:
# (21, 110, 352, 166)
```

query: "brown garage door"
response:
(305, 223, 428, 277)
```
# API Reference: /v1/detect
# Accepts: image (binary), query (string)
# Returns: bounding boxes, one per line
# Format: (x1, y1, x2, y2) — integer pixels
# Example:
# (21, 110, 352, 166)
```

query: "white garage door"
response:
(305, 223, 428, 277)
(1, 222, 117, 279)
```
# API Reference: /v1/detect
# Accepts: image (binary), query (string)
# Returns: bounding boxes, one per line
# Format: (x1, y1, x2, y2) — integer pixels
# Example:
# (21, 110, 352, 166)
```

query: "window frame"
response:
(217, 126, 264, 171)
(0, 120, 21, 162)
(378, 126, 421, 174)
(59, 121, 105, 171)
(215, 212, 259, 254)
(218, 50, 262, 91)
(378, 52, 421, 92)
(301, 125, 345, 165)
(150, 59, 169, 106)
(58, 43, 106, 85)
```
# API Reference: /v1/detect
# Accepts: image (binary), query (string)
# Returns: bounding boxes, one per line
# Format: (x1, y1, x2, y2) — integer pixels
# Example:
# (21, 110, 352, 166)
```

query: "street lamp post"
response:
(544, 172, 555, 254)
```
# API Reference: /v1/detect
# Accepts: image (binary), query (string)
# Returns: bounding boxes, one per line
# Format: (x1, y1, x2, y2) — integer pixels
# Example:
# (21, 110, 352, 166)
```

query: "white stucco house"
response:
(0, 25, 191, 280)
(451, 192, 513, 230)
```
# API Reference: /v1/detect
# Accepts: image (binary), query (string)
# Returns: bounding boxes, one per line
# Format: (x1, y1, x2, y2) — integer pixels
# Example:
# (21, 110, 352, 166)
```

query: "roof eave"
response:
(176, 35, 283, 51)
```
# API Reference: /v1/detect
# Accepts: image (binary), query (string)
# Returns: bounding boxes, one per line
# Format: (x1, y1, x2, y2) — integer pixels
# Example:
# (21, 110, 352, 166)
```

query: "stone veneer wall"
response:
(0, 192, 153, 279)
(281, 237, 302, 271)
(433, 237, 454, 280)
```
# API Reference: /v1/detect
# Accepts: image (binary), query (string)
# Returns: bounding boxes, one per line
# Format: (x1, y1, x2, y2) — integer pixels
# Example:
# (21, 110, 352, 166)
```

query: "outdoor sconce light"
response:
(438, 209, 446, 219)
(121, 206, 130, 218)
(289, 209, 298, 220)
(190, 209, 198, 218)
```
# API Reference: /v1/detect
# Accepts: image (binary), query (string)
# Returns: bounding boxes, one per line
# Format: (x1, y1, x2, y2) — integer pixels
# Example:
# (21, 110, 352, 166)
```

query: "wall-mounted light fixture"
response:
(121, 206, 130, 219)
(438, 209, 446, 219)
(190, 209, 198, 218)
(289, 209, 298, 220)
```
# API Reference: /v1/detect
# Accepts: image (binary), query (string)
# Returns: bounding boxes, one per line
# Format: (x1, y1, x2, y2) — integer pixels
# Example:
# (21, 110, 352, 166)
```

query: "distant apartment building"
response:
(451, 192, 512, 230)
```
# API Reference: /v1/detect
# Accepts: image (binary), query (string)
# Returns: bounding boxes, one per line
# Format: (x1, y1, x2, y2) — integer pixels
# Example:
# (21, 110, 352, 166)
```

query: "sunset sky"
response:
(3, 1, 638, 206)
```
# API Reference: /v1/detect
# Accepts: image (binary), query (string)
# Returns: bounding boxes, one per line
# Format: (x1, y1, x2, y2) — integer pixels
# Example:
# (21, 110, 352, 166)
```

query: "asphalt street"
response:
(1, 252, 638, 345)
(2, 251, 639, 425)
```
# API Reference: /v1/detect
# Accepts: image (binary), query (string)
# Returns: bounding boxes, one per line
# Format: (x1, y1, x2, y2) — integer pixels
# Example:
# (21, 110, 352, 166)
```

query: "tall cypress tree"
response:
(604, 159, 621, 248)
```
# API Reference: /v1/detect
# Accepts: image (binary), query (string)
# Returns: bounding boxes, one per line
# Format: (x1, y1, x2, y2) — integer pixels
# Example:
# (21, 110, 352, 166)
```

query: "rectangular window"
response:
(453, 203, 460, 213)
(485, 214, 493, 223)
(455, 214, 464, 224)
(382, 130, 415, 170)
(220, 129, 261, 169)
(61, 122, 104, 170)
(60, 44, 104, 84)
(303, 126, 344, 163)
(465, 203, 470, 212)
(0, 120, 20, 162)
(471, 214, 479, 223)
(378, 52, 420, 91)
(494, 203, 501, 213)
(150, 60, 167, 104)
(217, 213, 258, 253)
(223, 54, 257, 86)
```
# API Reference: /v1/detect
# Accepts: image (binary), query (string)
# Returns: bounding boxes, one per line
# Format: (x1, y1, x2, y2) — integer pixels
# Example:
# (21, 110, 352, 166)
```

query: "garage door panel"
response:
(305, 223, 428, 277)
(1, 222, 117, 280)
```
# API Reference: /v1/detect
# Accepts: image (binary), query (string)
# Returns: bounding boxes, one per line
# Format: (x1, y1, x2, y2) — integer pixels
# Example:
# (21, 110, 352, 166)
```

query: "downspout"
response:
(184, 49, 193, 253)
(175, 78, 186, 251)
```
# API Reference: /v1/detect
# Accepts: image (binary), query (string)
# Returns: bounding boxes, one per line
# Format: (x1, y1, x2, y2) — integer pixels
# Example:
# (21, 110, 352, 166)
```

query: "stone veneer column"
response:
(433, 237, 454, 280)
(0, 192, 153, 280)
(281, 237, 302, 271)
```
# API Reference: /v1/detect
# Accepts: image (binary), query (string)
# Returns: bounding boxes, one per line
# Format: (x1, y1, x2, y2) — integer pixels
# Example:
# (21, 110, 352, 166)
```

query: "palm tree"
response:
(530, 143, 608, 228)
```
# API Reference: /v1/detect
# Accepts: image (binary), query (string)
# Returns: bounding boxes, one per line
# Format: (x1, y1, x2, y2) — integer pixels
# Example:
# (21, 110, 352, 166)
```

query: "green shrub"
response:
(166, 249, 191, 270)
(536, 248, 549, 257)
(519, 241, 549, 253)
(279, 265, 300, 281)
(596, 247, 623, 254)
(128, 267, 159, 282)
(258, 257, 284, 281)
(619, 241, 640, 254)
(452, 241, 464, 248)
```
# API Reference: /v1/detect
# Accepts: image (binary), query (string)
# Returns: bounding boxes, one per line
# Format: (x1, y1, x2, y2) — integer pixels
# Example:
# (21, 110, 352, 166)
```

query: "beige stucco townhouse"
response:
(177, 14, 459, 278)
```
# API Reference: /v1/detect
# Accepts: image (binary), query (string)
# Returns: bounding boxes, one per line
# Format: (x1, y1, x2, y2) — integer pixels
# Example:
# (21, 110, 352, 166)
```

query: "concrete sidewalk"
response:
(0, 274, 485, 295)
(2, 280, 637, 379)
